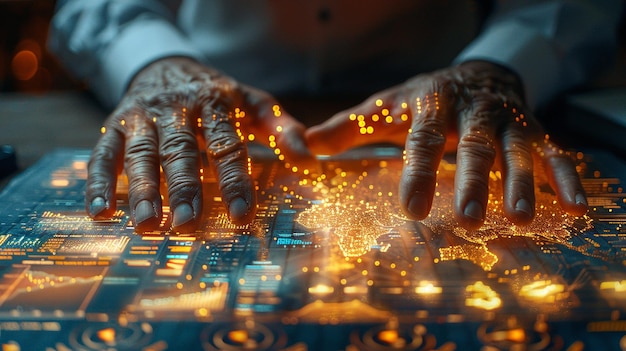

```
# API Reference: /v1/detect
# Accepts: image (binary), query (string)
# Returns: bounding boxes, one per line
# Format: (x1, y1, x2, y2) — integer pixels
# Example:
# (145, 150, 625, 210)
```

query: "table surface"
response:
(1, 91, 626, 350)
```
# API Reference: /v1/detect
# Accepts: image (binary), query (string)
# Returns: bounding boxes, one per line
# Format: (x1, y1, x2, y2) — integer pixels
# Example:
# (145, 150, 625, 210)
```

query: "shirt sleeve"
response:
(48, 0, 207, 109)
(454, 0, 623, 109)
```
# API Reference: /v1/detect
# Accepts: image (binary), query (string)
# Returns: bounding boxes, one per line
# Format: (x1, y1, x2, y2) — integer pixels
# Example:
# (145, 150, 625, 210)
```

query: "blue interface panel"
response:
(0, 147, 624, 350)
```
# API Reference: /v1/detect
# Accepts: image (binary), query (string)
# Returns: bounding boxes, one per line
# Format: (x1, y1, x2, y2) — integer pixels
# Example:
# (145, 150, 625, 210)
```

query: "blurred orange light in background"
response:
(11, 49, 38, 81)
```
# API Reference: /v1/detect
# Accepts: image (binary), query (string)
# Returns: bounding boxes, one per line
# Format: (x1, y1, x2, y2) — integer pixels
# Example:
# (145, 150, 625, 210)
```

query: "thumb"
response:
(306, 96, 409, 156)
(305, 109, 362, 156)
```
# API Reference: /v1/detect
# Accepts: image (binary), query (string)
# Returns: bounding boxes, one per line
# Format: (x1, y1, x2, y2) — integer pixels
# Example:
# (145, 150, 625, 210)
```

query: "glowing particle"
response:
(272, 104, 282, 117)
(100, 127, 106, 134)
(375, 99, 383, 107)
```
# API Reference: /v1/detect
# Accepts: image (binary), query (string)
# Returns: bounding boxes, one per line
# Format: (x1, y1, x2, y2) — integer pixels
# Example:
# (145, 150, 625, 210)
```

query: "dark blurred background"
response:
(1, 0, 625, 95)
(0, 0, 81, 94)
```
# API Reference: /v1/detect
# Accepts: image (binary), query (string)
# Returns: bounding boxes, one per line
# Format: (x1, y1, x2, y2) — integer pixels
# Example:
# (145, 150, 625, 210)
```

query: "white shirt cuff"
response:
(454, 21, 560, 109)
(96, 19, 206, 108)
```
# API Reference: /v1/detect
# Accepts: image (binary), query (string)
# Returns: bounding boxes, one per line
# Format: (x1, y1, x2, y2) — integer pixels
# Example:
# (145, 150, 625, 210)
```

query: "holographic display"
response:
(0, 147, 625, 350)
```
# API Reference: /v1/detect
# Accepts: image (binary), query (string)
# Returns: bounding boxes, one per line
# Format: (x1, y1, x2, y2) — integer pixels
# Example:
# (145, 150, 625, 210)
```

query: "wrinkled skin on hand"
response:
(86, 57, 314, 233)
(306, 61, 588, 230)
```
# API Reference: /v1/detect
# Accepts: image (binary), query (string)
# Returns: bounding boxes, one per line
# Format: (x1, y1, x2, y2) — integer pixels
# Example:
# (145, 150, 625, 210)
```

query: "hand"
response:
(86, 57, 315, 232)
(306, 61, 588, 230)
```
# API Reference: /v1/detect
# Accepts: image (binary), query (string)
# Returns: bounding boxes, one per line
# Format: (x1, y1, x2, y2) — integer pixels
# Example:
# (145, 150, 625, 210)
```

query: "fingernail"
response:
(90, 197, 107, 217)
(575, 192, 587, 206)
(464, 200, 484, 221)
(407, 195, 428, 219)
(173, 203, 194, 227)
(229, 197, 249, 221)
(135, 200, 157, 226)
(514, 198, 532, 217)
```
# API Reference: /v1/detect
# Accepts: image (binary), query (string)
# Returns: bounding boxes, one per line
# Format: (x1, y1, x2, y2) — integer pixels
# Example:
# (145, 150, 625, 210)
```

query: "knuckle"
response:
(205, 123, 246, 160)
(217, 163, 252, 202)
(458, 130, 496, 160)
(125, 136, 158, 160)
(507, 176, 534, 193)
(128, 179, 160, 199)
(407, 129, 446, 150)
(407, 120, 446, 149)
(401, 166, 437, 185)
(166, 172, 201, 203)
(160, 132, 197, 161)
(457, 171, 490, 194)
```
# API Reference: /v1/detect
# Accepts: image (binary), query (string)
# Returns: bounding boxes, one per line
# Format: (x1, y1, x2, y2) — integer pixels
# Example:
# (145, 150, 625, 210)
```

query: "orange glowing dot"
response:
(385, 116, 393, 124)
(371, 114, 380, 122)
(382, 108, 390, 116)
(375, 99, 383, 107)
(96, 328, 116, 343)
(100, 127, 107, 134)
(12, 50, 38, 81)
(377, 330, 398, 344)
(228, 330, 249, 344)
(247, 134, 255, 141)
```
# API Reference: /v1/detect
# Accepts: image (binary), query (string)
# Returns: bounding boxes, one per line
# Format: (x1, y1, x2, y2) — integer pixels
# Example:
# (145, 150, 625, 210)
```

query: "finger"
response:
(400, 90, 451, 220)
(305, 90, 410, 155)
(157, 107, 203, 232)
(454, 97, 499, 230)
(202, 108, 256, 225)
(535, 136, 588, 216)
(86, 120, 124, 219)
(123, 112, 162, 232)
(499, 109, 535, 225)
(240, 92, 318, 175)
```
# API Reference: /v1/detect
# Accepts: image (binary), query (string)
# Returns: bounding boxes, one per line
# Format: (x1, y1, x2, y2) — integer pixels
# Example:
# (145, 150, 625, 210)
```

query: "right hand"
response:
(86, 57, 315, 233)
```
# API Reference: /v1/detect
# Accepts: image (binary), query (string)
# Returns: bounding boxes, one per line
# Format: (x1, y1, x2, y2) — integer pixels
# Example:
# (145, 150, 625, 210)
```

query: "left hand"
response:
(305, 61, 588, 230)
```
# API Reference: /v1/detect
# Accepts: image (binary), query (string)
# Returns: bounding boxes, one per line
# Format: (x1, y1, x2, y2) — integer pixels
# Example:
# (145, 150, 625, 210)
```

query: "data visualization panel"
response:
(0, 147, 625, 350)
